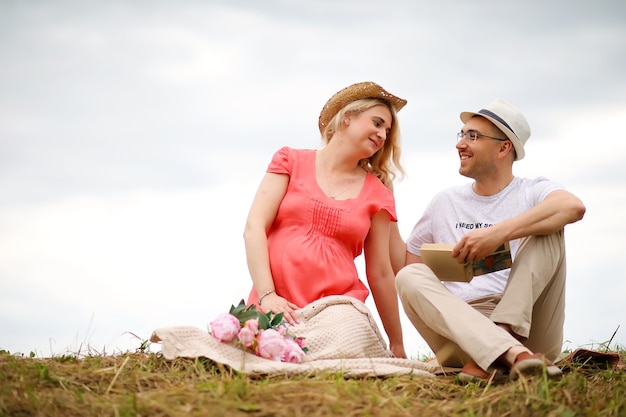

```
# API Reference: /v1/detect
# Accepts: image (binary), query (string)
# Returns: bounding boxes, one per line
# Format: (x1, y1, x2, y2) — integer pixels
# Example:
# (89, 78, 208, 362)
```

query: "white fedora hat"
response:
(460, 99, 530, 161)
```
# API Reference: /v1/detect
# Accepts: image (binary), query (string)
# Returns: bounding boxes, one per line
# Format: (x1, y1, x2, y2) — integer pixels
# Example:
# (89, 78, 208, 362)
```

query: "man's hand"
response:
(452, 226, 507, 264)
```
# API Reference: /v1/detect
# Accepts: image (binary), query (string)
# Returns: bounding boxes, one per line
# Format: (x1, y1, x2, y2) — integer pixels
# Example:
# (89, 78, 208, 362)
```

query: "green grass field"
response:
(1, 342, 624, 417)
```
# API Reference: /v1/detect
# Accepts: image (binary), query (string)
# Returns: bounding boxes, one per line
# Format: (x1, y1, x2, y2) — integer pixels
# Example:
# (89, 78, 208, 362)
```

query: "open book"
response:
(419, 241, 512, 282)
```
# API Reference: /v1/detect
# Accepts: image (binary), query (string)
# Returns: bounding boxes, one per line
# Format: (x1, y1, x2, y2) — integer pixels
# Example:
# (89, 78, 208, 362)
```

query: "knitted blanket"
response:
(151, 295, 435, 377)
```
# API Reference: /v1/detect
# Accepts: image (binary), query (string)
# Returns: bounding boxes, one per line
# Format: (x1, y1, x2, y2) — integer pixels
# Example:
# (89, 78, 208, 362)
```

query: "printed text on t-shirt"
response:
(455, 222, 494, 230)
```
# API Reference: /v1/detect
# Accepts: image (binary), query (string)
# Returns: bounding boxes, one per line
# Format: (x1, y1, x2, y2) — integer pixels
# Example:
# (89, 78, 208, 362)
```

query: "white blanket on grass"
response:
(151, 295, 435, 377)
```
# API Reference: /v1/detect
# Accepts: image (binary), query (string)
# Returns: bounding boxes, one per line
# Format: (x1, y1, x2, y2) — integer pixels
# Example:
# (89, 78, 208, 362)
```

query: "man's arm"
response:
(389, 222, 407, 275)
(499, 189, 586, 238)
(390, 222, 426, 272)
(405, 251, 422, 265)
(453, 190, 586, 263)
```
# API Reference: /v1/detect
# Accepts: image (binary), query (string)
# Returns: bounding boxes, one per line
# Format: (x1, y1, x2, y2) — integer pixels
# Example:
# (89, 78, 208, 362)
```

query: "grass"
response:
(1, 343, 624, 417)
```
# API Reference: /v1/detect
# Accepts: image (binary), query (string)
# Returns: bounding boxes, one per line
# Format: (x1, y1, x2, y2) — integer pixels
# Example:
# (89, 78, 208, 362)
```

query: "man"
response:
(392, 99, 586, 382)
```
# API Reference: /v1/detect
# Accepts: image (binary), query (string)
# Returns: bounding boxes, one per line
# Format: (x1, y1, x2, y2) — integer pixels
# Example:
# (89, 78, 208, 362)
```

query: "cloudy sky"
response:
(1, 0, 625, 358)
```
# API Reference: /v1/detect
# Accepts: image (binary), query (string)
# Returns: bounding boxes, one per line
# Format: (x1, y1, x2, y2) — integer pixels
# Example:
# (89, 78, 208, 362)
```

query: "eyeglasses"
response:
(457, 130, 508, 143)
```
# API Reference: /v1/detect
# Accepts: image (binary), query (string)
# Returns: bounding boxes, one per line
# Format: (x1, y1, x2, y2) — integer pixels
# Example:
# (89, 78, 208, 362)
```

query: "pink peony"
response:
(209, 301, 308, 363)
(275, 324, 288, 337)
(238, 326, 256, 348)
(244, 318, 259, 334)
(256, 329, 286, 361)
(282, 337, 306, 363)
(210, 313, 241, 343)
(294, 336, 307, 350)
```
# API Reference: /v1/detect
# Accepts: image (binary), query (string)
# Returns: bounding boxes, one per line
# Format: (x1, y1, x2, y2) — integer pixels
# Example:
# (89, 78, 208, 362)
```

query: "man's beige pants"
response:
(396, 232, 566, 371)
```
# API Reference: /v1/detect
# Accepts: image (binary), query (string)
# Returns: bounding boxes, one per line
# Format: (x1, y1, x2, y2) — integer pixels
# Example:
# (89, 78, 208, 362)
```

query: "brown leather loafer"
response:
(509, 352, 563, 381)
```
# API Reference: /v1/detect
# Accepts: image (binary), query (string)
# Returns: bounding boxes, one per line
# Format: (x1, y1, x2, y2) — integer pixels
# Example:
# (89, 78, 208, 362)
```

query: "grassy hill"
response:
(1, 346, 624, 416)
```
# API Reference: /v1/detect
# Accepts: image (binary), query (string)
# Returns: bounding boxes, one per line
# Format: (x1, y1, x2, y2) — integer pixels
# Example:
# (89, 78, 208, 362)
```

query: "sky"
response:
(1, 0, 625, 359)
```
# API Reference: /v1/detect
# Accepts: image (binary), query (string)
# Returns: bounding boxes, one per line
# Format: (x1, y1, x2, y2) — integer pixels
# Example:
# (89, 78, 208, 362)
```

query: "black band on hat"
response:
(478, 109, 518, 139)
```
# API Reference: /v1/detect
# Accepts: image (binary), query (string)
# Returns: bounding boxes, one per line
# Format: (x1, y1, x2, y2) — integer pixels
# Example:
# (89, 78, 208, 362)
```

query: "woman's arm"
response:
(243, 172, 299, 323)
(364, 211, 407, 358)
(387, 182, 408, 274)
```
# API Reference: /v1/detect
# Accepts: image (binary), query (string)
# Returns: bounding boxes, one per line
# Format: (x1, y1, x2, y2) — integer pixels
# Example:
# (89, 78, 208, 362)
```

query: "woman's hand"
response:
(390, 342, 407, 359)
(259, 293, 300, 325)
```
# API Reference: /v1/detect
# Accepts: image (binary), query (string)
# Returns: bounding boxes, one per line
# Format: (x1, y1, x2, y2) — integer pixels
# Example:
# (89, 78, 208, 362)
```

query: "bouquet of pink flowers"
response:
(209, 299, 308, 363)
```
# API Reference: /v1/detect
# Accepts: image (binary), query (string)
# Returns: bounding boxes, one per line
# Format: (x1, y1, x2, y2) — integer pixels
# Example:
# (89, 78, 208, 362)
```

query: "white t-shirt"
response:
(406, 176, 565, 301)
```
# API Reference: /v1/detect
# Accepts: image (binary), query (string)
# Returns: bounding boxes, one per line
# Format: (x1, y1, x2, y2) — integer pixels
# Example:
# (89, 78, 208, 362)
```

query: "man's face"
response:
(456, 116, 506, 179)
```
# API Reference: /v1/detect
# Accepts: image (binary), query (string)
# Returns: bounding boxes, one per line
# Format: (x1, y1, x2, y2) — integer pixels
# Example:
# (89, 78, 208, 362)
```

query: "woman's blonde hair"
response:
(321, 98, 405, 187)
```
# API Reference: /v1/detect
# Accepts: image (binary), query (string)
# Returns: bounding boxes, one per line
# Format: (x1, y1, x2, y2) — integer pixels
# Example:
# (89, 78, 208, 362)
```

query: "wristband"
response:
(258, 290, 275, 306)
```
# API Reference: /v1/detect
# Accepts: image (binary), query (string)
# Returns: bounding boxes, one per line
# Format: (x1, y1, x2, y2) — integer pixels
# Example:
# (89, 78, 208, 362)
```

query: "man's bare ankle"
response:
(502, 346, 532, 367)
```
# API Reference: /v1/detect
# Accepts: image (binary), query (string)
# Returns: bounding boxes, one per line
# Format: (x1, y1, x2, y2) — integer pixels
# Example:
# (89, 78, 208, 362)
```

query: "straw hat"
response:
(460, 99, 531, 161)
(318, 81, 407, 135)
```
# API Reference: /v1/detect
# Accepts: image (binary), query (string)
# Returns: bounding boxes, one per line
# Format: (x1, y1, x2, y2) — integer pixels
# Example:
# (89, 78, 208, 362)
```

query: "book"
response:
(419, 241, 512, 282)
